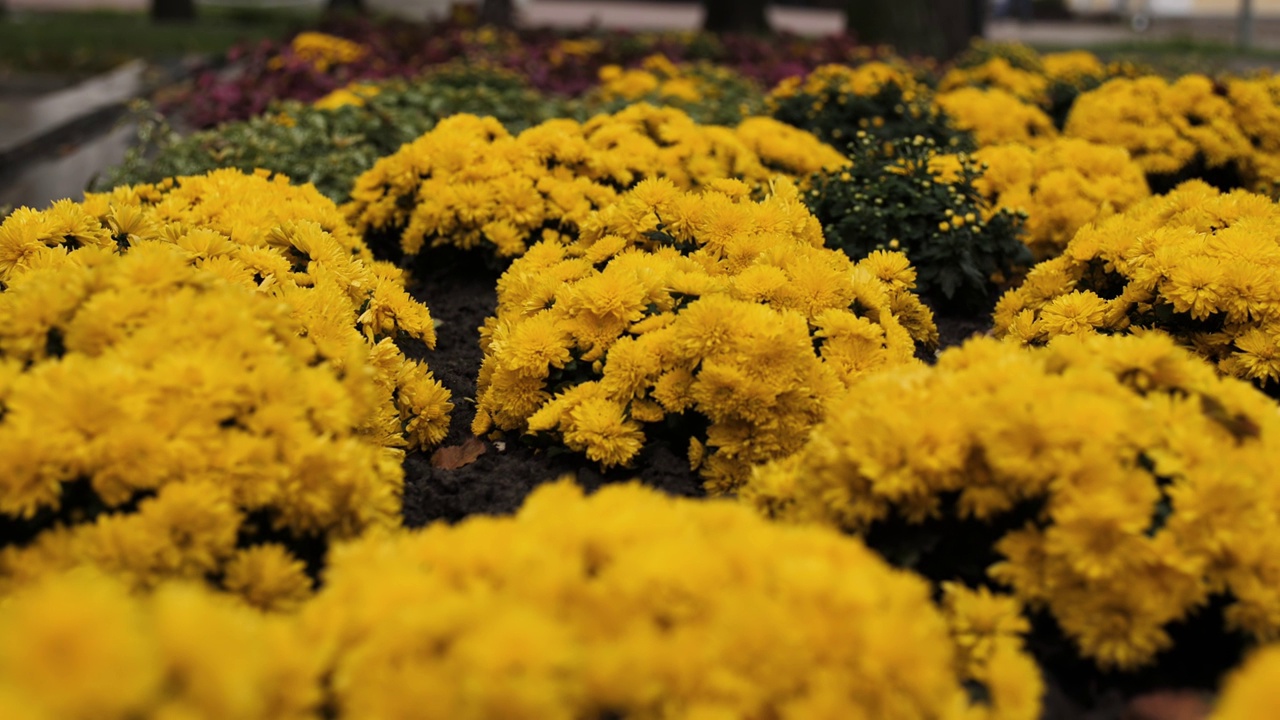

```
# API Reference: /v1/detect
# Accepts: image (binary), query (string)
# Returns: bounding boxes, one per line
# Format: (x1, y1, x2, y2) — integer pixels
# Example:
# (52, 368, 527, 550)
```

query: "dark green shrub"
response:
(805, 132, 1030, 311)
(766, 61, 970, 153)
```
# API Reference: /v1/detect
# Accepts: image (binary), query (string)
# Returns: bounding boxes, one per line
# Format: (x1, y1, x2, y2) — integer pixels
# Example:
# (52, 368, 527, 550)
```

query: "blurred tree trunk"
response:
(703, 0, 771, 33)
(479, 0, 516, 27)
(846, 0, 985, 59)
(327, 0, 367, 13)
(151, 0, 196, 22)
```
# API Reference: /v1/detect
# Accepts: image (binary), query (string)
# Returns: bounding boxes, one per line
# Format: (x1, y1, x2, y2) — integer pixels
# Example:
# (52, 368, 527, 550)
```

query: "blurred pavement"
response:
(13, 0, 1280, 49)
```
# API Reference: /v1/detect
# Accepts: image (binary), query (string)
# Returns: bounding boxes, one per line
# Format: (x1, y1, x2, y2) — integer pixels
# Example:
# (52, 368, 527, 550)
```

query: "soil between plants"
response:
(395, 249, 1235, 720)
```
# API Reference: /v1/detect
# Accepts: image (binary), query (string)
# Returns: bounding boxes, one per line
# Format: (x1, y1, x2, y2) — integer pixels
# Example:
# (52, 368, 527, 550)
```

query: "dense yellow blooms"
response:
(1065, 75, 1251, 178)
(935, 87, 1058, 147)
(941, 584, 1043, 720)
(745, 333, 1280, 670)
(940, 58, 1050, 106)
(993, 180, 1280, 389)
(0, 483, 1041, 720)
(0, 569, 322, 720)
(313, 81, 382, 110)
(345, 105, 846, 259)
(473, 178, 934, 492)
(0, 170, 452, 599)
(941, 52, 1111, 108)
(972, 138, 1150, 258)
(768, 61, 927, 105)
(304, 479, 1038, 720)
(1224, 73, 1280, 193)
(1211, 644, 1280, 720)
(286, 31, 368, 72)
(593, 54, 748, 105)
(75, 168, 450, 447)
(1041, 50, 1111, 89)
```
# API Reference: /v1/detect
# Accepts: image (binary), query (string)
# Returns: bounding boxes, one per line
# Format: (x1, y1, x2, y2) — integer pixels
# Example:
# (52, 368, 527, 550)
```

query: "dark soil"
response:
(395, 248, 1228, 720)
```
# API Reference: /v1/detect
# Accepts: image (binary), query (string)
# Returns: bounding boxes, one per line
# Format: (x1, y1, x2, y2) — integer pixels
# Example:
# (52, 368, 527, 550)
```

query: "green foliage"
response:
(98, 66, 567, 203)
(766, 63, 971, 155)
(805, 133, 1030, 311)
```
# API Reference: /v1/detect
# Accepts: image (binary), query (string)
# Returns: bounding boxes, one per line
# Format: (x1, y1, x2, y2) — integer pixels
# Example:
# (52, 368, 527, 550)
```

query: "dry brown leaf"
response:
(1124, 691, 1212, 720)
(429, 436, 487, 470)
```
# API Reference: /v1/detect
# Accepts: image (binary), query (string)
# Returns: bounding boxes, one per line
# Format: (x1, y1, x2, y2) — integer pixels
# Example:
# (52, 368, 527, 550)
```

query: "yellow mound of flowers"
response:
(0, 169, 451, 603)
(344, 105, 847, 259)
(0, 483, 1042, 720)
(1064, 75, 1251, 179)
(972, 137, 1150, 259)
(993, 180, 1280, 390)
(0, 569, 321, 720)
(473, 177, 936, 492)
(744, 333, 1280, 670)
(303, 479, 1041, 720)
(935, 87, 1058, 147)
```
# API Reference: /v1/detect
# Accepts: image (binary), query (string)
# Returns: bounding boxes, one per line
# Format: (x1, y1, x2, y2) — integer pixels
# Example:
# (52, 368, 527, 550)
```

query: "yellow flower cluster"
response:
(940, 51, 1111, 108)
(1064, 75, 1251, 178)
(0, 483, 1042, 720)
(585, 54, 765, 124)
(1212, 644, 1280, 720)
(85, 169, 450, 447)
(303, 479, 1039, 720)
(595, 54, 712, 104)
(940, 57, 1050, 106)
(1041, 50, 1112, 88)
(972, 138, 1151, 259)
(935, 87, 1058, 147)
(286, 31, 368, 72)
(312, 81, 382, 110)
(0, 169, 452, 601)
(473, 178, 935, 492)
(744, 333, 1280, 670)
(345, 106, 846, 259)
(941, 584, 1044, 720)
(1224, 73, 1280, 193)
(993, 180, 1280, 389)
(0, 569, 321, 720)
(768, 60, 927, 106)
(547, 37, 603, 67)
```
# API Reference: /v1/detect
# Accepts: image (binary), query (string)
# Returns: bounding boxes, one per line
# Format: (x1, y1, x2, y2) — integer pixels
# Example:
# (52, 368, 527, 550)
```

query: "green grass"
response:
(0, 8, 320, 76)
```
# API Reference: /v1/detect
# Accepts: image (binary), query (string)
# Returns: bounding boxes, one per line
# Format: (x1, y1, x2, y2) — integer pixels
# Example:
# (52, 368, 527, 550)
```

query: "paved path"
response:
(14, 0, 1280, 48)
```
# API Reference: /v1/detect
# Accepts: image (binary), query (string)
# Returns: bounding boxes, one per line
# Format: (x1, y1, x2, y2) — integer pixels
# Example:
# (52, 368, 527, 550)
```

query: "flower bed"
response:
(10, 28, 1280, 720)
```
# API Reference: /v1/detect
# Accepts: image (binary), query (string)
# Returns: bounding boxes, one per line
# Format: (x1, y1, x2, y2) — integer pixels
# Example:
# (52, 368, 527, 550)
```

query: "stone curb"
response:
(0, 56, 201, 169)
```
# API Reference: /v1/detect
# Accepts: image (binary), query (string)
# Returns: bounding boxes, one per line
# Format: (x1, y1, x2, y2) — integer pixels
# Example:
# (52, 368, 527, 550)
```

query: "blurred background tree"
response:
(845, 0, 986, 58)
(151, 0, 195, 21)
(328, 0, 368, 11)
(703, 0, 771, 32)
